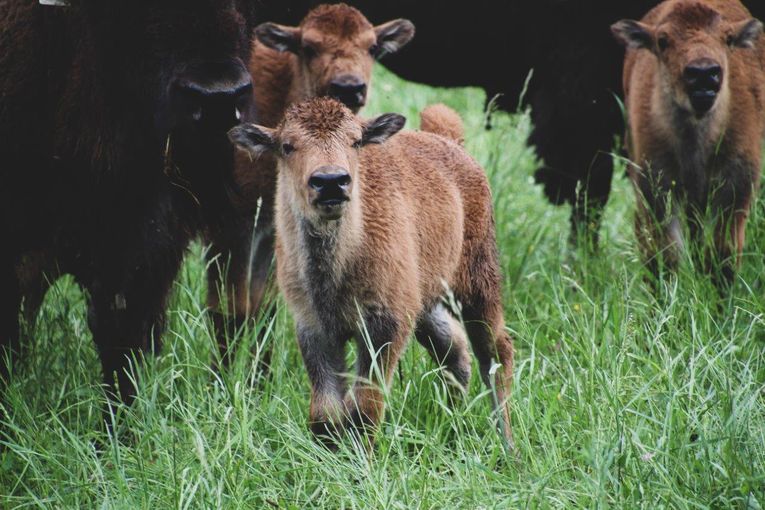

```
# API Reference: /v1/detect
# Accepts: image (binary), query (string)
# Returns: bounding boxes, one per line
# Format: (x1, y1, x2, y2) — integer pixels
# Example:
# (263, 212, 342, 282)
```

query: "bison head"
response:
(228, 98, 405, 224)
(72, 0, 259, 199)
(612, 2, 763, 117)
(254, 4, 414, 113)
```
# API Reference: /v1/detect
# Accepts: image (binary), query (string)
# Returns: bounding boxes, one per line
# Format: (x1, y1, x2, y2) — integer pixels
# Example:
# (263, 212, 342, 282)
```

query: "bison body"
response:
(229, 98, 514, 449)
(0, 0, 258, 406)
(613, 0, 765, 281)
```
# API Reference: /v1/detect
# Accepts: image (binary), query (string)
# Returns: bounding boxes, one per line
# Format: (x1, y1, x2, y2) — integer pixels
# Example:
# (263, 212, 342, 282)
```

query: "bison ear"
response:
(611, 20, 654, 50)
(729, 18, 763, 49)
(361, 113, 406, 146)
(228, 124, 275, 157)
(372, 19, 415, 59)
(254, 23, 301, 53)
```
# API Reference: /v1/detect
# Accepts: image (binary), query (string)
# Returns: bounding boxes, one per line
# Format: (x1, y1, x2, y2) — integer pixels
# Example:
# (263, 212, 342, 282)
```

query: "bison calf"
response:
(229, 98, 514, 449)
(612, 0, 765, 283)
(210, 4, 414, 331)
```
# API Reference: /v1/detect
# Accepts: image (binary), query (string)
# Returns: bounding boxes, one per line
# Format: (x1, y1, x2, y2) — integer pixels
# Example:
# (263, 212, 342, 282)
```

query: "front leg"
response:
(206, 207, 275, 365)
(709, 156, 758, 287)
(86, 192, 192, 410)
(296, 323, 347, 446)
(631, 161, 683, 277)
(345, 308, 409, 442)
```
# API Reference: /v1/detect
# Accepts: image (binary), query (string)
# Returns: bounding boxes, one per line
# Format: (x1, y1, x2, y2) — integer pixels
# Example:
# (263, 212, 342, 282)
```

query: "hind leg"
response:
(457, 247, 514, 450)
(462, 303, 514, 451)
(415, 303, 471, 391)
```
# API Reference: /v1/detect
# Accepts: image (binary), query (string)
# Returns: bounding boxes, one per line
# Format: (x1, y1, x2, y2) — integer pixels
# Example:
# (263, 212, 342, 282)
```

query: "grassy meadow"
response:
(1, 65, 765, 509)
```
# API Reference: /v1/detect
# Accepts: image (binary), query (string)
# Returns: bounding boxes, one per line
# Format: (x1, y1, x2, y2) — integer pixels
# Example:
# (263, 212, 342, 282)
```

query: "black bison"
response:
(613, 0, 765, 283)
(0, 0, 260, 408)
(256, 0, 765, 245)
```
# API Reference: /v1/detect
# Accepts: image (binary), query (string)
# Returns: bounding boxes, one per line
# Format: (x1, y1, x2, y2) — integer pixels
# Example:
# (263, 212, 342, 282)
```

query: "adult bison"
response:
(256, 0, 765, 245)
(0, 0, 260, 407)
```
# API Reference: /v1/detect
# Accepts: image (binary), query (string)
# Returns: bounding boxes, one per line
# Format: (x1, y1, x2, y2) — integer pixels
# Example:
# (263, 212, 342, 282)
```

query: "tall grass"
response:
(1, 65, 764, 509)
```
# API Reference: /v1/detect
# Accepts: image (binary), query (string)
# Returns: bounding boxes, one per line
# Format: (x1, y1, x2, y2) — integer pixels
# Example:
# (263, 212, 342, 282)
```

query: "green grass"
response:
(2, 65, 765, 509)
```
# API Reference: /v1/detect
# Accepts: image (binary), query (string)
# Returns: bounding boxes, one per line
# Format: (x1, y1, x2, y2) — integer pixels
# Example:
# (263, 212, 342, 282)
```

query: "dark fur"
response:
(0, 0, 259, 410)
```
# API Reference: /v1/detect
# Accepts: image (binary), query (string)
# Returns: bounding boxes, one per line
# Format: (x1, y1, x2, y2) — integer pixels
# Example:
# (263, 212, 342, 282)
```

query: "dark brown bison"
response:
(229, 98, 514, 450)
(0, 0, 260, 410)
(256, 0, 765, 246)
(612, 0, 765, 283)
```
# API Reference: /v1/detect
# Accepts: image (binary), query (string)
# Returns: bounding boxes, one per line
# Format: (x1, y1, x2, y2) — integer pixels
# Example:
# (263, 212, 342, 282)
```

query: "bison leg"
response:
(708, 161, 757, 287)
(454, 232, 514, 450)
(529, 74, 618, 250)
(630, 164, 683, 278)
(88, 273, 178, 408)
(415, 303, 471, 392)
(206, 209, 275, 368)
(86, 208, 188, 411)
(0, 258, 21, 386)
(345, 310, 409, 444)
(461, 298, 515, 453)
(15, 250, 58, 333)
(296, 323, 347, 447)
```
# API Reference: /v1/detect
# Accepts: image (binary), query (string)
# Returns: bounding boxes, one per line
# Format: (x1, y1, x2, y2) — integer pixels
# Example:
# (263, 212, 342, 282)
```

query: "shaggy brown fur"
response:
(229, 98, 514, 450)
(213, 4, 414, 322)
(612, 0, 765, 283)
(419, 104, 465, 145)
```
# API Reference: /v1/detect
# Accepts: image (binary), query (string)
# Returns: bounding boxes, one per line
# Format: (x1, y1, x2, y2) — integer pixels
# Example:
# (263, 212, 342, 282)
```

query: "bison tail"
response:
(419, 104, 465, 145)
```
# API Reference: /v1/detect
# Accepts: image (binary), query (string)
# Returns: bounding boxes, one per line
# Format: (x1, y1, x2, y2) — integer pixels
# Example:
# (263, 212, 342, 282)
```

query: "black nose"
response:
(683, 60, 722, 115)
(683, 60, 722, 91)
(172, 60, 253, 127)
(309, 166, 352, 206)
(328, 76, 367, 110)
(308, 172, 352, 193)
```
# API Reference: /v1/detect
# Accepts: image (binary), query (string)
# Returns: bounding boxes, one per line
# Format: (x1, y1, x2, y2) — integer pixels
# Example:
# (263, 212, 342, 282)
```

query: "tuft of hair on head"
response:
(282, 97, 355, 139)
(419, 104, 464, 145)
(663, 1, 722, 30)
(302, 3, 371, 36)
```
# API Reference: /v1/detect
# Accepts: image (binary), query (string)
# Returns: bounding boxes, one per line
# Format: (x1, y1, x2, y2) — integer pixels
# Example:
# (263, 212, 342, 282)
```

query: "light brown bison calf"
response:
(208, 3, 414, 326)
(612, 0, 765, 283)
(229, 98, 514, 449)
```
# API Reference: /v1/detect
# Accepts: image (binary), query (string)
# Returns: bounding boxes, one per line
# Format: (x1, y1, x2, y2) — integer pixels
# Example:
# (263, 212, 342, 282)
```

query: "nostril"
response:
(708, 66, 722, 84)
(337, 174, 351, 187)
(308, 175, 326, 191)
(347, 83, 366, 95)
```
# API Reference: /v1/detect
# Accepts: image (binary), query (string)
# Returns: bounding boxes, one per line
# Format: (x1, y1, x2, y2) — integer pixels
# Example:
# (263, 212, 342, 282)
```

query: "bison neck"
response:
(252, 46, 297, 128)
(289, 201, 365, 329)
(664, 87, 731, 201)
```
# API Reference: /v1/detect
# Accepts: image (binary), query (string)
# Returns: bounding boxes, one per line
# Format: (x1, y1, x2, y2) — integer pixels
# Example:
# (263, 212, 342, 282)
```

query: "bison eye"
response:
(282, 143, 295, 155)
(657, 36, 669, 52)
